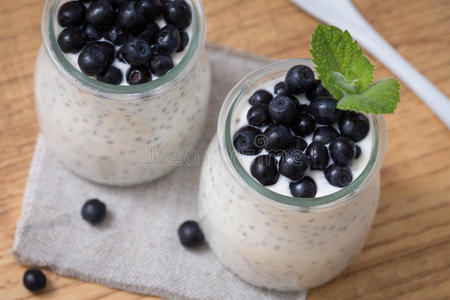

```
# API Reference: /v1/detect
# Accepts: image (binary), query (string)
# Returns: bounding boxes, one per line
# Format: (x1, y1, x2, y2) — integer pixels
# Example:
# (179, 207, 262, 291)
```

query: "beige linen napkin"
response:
(12, 44, 307, 300)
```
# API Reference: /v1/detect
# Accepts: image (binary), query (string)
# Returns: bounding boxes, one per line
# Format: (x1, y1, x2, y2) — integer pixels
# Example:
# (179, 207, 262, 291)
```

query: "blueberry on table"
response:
(139, 22, 160, 44)
(83, 24, 103, 41)
(126, 66, 152, 85)
(291, 136, 307, 151)
(289, 176, 317, 198)
(57, 1, 86, 27)
(155, 25, 181, 55)
(122, 38, 152, 66)
(178, 220, 204, 248)
(57, 27, 86, 53)
(306, 80, 331, 101)
(233, 126, 264, 155)
(247, 104, 271, 127)
(177, 30, 189, 52)
(78, 42, 114, 76)
(268, 95, 298, 124)
(329, 137, 355, 166)
(338, 111, 370, 142)
(279, 148, 310, 180)
(274, 81, 288, 96)
(306, 142, 329, 170)
(284, 65, 315, 94)
(163, 0, 192, 29)
(149, 55, 174, 76)
(325, 164, 353, 187)
(139, 0, 163, 21)
(23, 269, 46, 292)
(81, 199, 107, 224)
(263, 124, 292, 154)
(249, 89, 273, 106)
(117, 0, 146, 35)
(250, 155, 279, 185)
(308, 97, 339, 125)
(97, 65, 123, 85)
(313, 126, 339, 145)
(290, 114, 316, 137)
(104, 26, 128, 46)
(86, 0, 115, 29)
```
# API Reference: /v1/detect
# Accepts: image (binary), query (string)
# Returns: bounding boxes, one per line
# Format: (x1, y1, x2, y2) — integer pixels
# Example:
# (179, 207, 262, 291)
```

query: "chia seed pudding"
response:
(35, 0, 210, 185)
(198, 59, 387, 290)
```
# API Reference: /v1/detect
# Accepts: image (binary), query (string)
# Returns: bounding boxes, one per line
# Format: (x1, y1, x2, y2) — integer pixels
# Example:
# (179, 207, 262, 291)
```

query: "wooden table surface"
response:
(1, 0, 449, 299)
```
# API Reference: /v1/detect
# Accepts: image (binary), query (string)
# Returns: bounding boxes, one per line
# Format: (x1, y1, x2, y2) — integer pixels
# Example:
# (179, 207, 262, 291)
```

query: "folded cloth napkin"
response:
(12, 44, 307, 300)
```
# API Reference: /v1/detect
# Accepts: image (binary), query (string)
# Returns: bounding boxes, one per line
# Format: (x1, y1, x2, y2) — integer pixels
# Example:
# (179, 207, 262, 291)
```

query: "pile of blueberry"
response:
(233, 65, 370, 198)
(57, 0, 192, 85)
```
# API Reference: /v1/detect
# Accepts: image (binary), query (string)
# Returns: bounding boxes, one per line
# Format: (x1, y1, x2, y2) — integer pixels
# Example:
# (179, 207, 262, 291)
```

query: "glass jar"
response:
(35, 0, 210, 185)
(198, 59, 387, 291)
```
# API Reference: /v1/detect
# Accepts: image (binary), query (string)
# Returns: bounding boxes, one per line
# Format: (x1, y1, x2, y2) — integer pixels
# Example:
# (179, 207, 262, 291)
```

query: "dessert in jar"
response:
(35, 0, 210, 185)
(198, 58, 388, 290)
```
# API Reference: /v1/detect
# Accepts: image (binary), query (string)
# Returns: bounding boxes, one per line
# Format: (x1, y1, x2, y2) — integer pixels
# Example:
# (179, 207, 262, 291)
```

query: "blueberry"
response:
(285, 65, 315, 94)
(250, 155, 279, 185)
(163, 0, 192, 29)
(150, 43, 163, 56)
(289, 177, 317, 198)
(308, 97, 339, 125)
(306, 80, 331, 101)
(86, 0, 115, 29)
(178, 220, 204, 248)
(306, 142, 329, 170)
(290, 114, 315, 137)
(138, 22, 159, 44)
(104, 26, 128, 45)
(78, 42, 113, 75)
(122, 38, 152, 66)
(339, 111, 370, 142)
(298, 104, 309, 114)
(149, 55, 174, 76)
(57, 27, 86, 53)
(268, 95, 298, 124)
(355, 145, 361, 159)
(247, 104, 271, 127)
(139, 0, 163, 21)
(274, 81, 288, 95)
(249, 89, 273, 106)
(117, 0, 146, 35)
(263, 124, 292, 154)
(126, 66, 151, 84)
(177, 30, 189, 52)
(57, 1, 86, 27)
(291, 136, 307, 151)
(83, 24, 103, 41)
(96, 65, 123, 85)
(233, 126, 264, 155)
(107, 0, 127, 8)
(325, 164, 353, 187)
(329, 136, 355, 166)
(155, 25, 180, 55)
(279, 148, 310, 180)
(313, 126, 339, 145)
(81, 199, 106, 224)
(23, 269, 46, 292)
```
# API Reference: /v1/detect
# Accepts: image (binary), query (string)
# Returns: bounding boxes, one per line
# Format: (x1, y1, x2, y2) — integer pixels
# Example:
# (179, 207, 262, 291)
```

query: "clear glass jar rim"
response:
(217, 59, 387, 212)
(40, 0, 206, 100)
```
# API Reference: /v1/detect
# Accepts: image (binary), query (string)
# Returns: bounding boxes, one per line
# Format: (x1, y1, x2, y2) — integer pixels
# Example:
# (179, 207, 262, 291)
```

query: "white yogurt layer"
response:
(231, 77, 373, 198)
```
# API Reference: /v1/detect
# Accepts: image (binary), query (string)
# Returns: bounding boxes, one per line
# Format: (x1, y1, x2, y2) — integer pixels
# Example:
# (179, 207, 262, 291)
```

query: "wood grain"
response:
(0, 0, 449, 299)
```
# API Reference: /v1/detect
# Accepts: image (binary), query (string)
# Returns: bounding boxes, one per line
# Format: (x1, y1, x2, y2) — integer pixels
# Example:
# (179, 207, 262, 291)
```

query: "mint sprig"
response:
(310, 24, 400, 114)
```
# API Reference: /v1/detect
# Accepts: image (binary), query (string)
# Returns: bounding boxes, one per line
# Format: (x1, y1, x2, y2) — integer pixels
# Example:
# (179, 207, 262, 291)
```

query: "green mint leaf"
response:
(310, 24, 401, 114)
(337, 78, 400, 114)
(310, 24, 374, 99)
